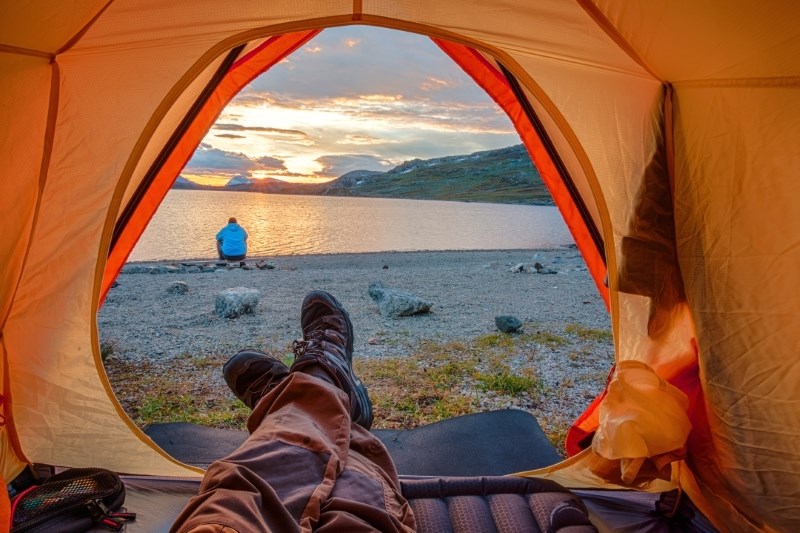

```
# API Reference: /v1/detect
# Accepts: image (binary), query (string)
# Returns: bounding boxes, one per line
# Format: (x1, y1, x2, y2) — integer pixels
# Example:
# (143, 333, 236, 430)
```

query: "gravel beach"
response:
(99, 248, 613, 438)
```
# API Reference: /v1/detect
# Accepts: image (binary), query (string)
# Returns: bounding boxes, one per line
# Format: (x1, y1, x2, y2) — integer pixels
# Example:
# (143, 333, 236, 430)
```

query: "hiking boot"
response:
(290, 291, 374, 429)
(223, 350, 290, 409)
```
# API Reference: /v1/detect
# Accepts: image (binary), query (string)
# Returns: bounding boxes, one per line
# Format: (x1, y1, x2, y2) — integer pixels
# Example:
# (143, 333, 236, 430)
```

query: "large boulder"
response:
(215, 287, 261, 318)
(368, 282, 432, 317)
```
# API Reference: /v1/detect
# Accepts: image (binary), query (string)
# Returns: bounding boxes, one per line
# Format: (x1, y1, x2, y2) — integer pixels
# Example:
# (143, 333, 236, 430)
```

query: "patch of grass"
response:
(475, 333, 515, 349)
(431, 395, 476, 420)
(138, 394, 250, 427)
(476, 367, 541, 395)
(521, 331, 570, 348)
(105, 327, 597, 454)
(105, 351, 263, 429)
(427, 361, 473, 388)
(565, 323, 613, 342)
(189, 354, 224, 369)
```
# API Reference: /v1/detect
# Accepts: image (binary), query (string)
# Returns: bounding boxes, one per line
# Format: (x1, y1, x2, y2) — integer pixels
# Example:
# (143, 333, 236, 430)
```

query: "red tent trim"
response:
(102, 30, 320, 302)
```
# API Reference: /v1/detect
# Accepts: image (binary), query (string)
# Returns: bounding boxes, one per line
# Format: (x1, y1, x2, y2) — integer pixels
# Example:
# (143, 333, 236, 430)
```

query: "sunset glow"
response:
(183, 26, 518, 186)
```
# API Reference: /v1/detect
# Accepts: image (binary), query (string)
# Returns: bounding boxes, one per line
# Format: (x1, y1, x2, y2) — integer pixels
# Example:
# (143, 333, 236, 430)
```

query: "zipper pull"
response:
(86, 500, 136, 530)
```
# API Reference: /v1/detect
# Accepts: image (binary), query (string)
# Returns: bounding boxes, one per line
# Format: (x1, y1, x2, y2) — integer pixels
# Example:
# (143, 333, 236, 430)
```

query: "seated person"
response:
(215, 217, 248, 261)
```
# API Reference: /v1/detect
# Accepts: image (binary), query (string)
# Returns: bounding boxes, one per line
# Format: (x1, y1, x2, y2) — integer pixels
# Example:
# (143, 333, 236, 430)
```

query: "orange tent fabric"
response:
(2, 2, 799, 531)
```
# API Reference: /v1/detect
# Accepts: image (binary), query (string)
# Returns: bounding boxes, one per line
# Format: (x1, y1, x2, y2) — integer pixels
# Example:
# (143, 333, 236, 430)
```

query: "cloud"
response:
(213, 123, 309, 139)
(186, 143, 258, 172)
(420, 77, 450, 91)
(266, 94, 513, 135)
(197, 25, 521, 182)
(245, 26, 488, 102)
(185, 143, 290, 175)
(336, 134, 393, 146)
(255, 155, 286, 170)
(314, 153, 392, 178)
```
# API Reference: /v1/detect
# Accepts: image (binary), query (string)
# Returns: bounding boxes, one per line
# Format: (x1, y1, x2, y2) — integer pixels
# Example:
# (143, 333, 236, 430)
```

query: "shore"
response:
(99, 248, 613, 442)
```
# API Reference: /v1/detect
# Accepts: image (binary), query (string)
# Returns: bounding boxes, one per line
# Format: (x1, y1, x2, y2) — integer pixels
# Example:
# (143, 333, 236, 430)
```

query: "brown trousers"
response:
(171, 372, 416, 532)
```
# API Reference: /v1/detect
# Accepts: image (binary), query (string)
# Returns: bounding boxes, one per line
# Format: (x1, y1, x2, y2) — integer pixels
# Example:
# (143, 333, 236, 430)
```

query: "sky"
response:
(183, 26, 520, 185)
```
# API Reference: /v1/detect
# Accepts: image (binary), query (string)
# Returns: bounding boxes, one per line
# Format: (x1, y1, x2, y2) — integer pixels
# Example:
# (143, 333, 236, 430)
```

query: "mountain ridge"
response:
(173, 144, 552, 205)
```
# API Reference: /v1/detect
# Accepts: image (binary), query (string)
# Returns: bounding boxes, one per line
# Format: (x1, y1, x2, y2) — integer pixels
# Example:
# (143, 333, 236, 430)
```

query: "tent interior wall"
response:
(1, 1, 798, 531)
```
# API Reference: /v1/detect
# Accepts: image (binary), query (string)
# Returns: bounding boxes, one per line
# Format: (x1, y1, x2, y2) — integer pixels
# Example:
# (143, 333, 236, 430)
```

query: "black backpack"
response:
(10, 468, 135, 532)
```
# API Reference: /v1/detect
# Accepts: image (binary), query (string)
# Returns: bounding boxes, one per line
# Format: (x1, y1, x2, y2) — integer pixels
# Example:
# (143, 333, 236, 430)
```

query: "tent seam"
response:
(673, 76, 800, 88)
(0, 60, 61, 472)
(0, 335, 30, 467)
(0, 45, 53, 60)
(0, 62, 59, 333)
(55, 0, 116, 55)
(575, 0, 663, 82)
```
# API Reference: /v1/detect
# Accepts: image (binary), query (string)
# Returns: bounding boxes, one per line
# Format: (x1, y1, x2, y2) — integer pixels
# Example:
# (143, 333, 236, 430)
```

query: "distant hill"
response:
(323, 144, 551, 205)
(173, 144, 552, 205)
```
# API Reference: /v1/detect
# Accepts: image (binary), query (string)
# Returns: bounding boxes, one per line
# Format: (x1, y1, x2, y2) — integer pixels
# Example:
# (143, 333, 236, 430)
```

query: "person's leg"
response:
(216, 240, 225, 260)
(172, 372, 355, 533)
(171, 293, 414, 533)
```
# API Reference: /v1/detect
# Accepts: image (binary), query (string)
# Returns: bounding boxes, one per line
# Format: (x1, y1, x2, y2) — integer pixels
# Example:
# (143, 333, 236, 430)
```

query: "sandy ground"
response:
(99, 248, 610, 362)
(99, 248, 614, 434)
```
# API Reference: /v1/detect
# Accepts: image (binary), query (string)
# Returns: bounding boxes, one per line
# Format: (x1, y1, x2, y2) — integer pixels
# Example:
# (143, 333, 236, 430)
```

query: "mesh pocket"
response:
(12, 468, 125, 532)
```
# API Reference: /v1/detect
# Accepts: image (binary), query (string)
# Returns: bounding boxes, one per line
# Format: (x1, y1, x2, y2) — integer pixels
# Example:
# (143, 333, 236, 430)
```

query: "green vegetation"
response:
(333, 145, 552, 205)
(105, 352, 252, 430)
(104, 325, 613, 453)
(565, 323, 613, 342)
(475, 367, 541, 395)
(180, 144, 554, 206)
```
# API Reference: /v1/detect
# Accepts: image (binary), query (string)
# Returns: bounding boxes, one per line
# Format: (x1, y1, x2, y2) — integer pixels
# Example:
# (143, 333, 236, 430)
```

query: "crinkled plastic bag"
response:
(589, 361, 691, 485)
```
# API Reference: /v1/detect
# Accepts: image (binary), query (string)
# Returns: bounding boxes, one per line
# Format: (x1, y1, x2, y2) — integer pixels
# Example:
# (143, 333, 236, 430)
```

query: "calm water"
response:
(129, 190, 572, 261)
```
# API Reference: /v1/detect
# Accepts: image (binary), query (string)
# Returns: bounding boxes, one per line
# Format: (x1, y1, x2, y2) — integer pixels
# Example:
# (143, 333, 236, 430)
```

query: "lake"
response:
(129, 190, 573, 261)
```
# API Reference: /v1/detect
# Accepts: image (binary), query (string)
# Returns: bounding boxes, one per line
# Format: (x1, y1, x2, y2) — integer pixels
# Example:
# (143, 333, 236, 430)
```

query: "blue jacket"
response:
(216, 223, 248, 256)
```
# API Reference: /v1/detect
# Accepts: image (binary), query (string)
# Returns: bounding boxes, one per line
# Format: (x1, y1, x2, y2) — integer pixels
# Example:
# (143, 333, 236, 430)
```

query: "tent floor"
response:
(145, 409, 562, 476)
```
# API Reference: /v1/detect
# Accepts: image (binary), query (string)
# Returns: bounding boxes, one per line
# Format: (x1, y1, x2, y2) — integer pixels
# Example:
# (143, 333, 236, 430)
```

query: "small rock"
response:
(184, 265, 202, 273)
(534, 262, 558, 274)
(166, 281, 189, 295)
(256, 260, 277, 270)
(495, 315, 523, 333)
(509, 263, 525, 273)
(111, 280, 120, 288)
(382, 264, 389, 270)
(152, 265, 181, 274)
(121, 265, 154, 274)
(215, 287, 261, 318)
(368, 337, 381, 345)
(368, 282, 432, 317)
